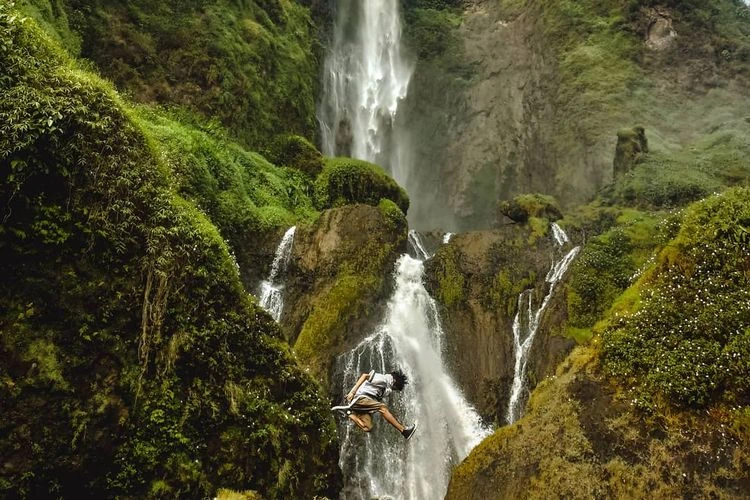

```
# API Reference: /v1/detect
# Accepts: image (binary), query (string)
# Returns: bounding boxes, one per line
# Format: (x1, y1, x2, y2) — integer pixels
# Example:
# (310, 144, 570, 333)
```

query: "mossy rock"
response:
(613, 126, 648, 178)
(266, 134, 324, 178)
(498, 193, 563, 224)
(314, 157, 410, 213)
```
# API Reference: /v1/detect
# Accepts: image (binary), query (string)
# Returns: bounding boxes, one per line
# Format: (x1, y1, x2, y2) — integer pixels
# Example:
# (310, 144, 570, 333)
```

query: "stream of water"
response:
(258, 226, 296, 322)
(319, 0, 413, 184)
(505, 223, 580, 424)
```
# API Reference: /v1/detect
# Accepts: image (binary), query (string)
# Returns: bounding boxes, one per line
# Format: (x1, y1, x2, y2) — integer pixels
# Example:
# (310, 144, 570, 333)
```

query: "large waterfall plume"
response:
(335, 246, 488, 500)
(318, 0, 413, 185)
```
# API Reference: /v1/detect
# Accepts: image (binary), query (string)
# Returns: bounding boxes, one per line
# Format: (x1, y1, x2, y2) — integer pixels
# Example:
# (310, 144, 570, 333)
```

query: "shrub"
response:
(265, 134, 324, 178)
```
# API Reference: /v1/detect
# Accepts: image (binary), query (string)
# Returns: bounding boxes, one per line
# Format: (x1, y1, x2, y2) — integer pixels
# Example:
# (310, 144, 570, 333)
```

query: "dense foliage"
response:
(19, 0, 322, 148)
(0, 5, 339, 497)
(602, 187, 750, 408)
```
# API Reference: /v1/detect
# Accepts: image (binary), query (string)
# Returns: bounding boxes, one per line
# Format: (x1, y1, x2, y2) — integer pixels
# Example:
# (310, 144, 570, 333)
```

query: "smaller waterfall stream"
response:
(336, 233, 487, 499)
(506, 223, 580, 424)
(259, 226, 296, 322)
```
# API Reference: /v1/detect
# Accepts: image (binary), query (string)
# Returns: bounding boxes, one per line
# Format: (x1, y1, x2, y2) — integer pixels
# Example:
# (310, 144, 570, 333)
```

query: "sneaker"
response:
(402, 423, 418, 441)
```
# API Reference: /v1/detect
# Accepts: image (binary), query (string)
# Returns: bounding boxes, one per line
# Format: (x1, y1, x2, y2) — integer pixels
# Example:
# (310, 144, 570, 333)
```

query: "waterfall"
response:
(336, 255, 488, 500)
(318, 0, 413, 184)
(258, 226, 296, 322)
(443, 232, 454, 244)
(407, 230, 432, 261)
(505, 223, 580, 424)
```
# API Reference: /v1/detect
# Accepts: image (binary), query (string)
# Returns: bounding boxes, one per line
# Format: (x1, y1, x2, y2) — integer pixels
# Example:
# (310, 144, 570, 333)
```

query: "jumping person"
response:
(332, 369, 418, 440)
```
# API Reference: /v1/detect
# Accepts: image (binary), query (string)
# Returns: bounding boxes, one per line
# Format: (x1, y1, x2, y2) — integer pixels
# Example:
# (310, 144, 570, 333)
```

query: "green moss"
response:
(0, 6, 338, 497)
(294, 273, 377, 376)
(59, 0, 321, 148)
(265, 134, 324, 178)
(314, 157, 409, 213)
(499, 193, 563, 224)
(378, 197, 408, 233)
(431, 245, 465, 308)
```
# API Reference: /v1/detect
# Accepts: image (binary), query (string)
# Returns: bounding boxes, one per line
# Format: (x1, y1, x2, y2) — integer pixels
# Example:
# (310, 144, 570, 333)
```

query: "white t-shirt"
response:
(354, 370, 394, 401)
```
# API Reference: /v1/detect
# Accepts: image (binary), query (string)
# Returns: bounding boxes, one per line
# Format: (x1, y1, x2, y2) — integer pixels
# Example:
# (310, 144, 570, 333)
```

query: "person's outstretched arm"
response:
(346, 371, 373, 401)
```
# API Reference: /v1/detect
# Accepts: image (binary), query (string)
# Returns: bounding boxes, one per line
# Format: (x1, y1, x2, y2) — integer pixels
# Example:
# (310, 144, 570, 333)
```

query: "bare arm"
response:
(346, 372, 371, 401)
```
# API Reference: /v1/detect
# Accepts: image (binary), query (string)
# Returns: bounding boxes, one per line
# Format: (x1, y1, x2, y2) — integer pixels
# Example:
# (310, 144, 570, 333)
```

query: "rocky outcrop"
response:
(446, 347, 750, 499)
(281, 204, 408, 386)
(498, 193, 563, 224)
(613, 126, 649, 178)
(424, 224, 576, 423)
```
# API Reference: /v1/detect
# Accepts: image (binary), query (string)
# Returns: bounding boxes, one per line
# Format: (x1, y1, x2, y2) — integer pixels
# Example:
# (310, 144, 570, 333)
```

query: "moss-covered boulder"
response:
(314, 157, 410, 214)
(613, 126, 648, 179)
(0, 7, 338, 497)
(498, 193, 563, 225)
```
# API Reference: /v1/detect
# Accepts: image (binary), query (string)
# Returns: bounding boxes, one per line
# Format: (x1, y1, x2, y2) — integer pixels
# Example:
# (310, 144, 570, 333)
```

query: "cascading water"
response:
(258, 226, 295, 322)
(318, 0, 413, 183)
(336, 252, 488, 500)
(505, 223, 580, 424)
(321, 2, 486, 496)
(407, 229, 432, 261)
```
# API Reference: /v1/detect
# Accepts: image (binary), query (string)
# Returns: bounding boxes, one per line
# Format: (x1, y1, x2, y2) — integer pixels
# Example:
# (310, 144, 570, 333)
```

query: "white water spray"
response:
(259, 226, 296, 322)
(506, 223, 580, 424)
(337, 255, 488, 500)
(319, 0, 413, 183)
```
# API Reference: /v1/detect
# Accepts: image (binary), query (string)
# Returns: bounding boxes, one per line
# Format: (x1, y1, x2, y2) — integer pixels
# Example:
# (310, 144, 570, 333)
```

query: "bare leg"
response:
(378, 405, 405, 433)
(349, 413, 372, 432)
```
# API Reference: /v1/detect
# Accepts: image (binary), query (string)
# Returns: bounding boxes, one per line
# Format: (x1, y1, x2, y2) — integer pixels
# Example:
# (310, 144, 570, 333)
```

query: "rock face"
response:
(424, 224, 576, 423)
(281, 204, 408, 386)
(401, 0, 750, 231)
(645, 9, 677, 51)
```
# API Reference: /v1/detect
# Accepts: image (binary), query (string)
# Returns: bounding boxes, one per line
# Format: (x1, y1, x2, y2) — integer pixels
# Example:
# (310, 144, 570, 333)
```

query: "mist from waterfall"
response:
(505, 223, 580, 424)
(336, 250, 488, 500)
(318, 0, 413, 186)
(259, 226, 296, 322)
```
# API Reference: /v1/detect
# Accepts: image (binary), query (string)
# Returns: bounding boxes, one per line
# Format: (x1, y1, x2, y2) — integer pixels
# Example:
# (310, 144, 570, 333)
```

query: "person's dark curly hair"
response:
(390, 370, 408, 391)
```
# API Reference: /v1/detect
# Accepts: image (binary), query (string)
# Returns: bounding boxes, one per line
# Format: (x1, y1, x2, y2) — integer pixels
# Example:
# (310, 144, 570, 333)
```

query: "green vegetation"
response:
(430, 244, 466, 308)
(314, 157, 410, 213)
(265, 133, 325, 178)
(27, 0, 322, 148)
(447, 346, 750, 499)
(602, 187, 750, 408)
(136, 109, 319, 246)
(0, 5, 339, 497)
(402, 4, 463, 60)
(603, 123, 750, 209)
